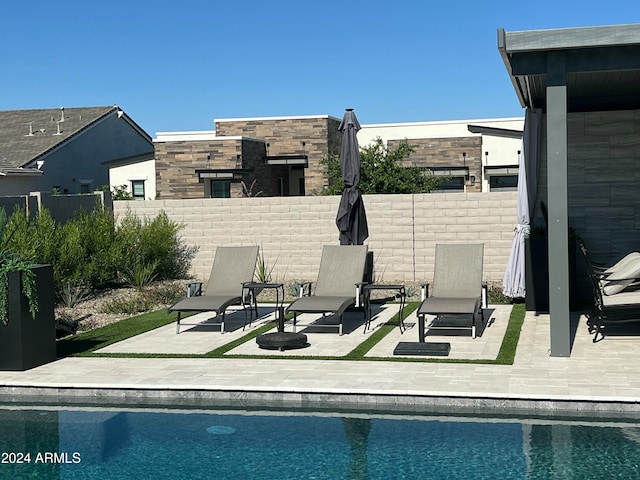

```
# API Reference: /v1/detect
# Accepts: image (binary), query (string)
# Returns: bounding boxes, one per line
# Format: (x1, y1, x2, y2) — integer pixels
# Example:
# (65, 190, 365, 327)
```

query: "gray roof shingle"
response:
(0, 106, 118, 170)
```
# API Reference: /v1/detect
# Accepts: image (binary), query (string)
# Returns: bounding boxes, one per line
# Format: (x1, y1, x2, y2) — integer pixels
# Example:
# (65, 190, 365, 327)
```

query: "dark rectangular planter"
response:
(0, 264, 56, 371)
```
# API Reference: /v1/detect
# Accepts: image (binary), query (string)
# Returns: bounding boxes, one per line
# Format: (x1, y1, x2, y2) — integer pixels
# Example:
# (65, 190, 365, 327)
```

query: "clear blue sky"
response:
(2, 1, 640, 135)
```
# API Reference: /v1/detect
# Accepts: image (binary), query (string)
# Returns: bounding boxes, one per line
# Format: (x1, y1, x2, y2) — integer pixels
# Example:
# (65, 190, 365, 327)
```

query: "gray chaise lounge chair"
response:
(169, 246, 259, 334)
(286, 245, 368, 335)
(417, 243, 485, 340)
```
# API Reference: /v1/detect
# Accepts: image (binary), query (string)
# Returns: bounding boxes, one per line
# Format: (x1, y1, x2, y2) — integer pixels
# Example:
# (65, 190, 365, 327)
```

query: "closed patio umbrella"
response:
(336, 109, 368, 245)
(503, 108, 541, 298)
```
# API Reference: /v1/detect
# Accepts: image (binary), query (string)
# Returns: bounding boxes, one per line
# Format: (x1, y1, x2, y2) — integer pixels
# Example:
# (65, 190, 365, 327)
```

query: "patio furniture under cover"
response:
(286, 245, 368, 335)
(417, 243, 485, 340)
(169, 246, 259, 334)
(579, 239, 640, 342)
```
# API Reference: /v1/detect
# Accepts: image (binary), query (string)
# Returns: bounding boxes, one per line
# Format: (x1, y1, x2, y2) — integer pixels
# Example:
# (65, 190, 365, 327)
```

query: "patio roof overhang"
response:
(498, 23, 640, 357)
(498, 24, 640, 112)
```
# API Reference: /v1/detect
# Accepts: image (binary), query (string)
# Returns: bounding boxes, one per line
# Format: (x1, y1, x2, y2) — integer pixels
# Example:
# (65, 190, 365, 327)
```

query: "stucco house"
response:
(0, 106, 153, 196)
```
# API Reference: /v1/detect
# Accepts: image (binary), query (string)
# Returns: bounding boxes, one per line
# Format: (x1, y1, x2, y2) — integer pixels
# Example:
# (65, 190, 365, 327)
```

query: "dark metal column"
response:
(546, 52, 571, 357)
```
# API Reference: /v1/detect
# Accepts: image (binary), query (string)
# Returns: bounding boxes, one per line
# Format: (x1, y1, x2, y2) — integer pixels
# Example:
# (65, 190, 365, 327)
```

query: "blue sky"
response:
(2, 1, 640, 135)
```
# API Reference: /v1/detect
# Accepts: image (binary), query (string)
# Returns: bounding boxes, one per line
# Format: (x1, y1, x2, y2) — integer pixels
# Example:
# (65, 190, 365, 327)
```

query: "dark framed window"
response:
(131, 180, 145, 200)
(80, 183, 91, 194)
(211, 180, 231, 198)
(489, 175, 518, 192)
(437, 177, 465, 191)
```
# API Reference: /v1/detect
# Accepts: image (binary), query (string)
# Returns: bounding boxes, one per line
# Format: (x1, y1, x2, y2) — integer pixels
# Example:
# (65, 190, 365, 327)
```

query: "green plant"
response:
(241, 179, 263, 197)
(0, 208, 38, 325)
(288, 280, 305, 298)
(111, 184, 133, 200)
(255, 249, 277, 283)
(121, 259, 159, 291)
(58, 281, 92, 308)
(320, 138, 443, 195)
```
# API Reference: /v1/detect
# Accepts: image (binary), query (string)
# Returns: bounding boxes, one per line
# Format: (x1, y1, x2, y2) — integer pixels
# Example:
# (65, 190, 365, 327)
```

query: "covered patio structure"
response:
(498, 24, 640, 356)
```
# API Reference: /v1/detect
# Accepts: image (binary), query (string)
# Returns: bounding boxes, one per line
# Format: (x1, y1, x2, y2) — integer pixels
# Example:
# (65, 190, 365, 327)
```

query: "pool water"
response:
(1, 407, 640, 479)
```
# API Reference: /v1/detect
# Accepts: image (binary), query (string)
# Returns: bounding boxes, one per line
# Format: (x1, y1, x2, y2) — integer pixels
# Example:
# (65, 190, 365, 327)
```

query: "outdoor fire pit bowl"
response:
(256, 332, 308, 351)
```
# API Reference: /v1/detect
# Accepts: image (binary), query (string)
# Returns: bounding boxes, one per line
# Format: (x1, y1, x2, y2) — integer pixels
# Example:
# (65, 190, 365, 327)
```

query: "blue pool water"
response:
(1, 406, 640, 479)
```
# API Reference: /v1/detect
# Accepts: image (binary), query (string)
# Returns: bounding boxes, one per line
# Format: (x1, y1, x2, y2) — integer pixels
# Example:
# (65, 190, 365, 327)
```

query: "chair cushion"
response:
(603, 258, 640, 295)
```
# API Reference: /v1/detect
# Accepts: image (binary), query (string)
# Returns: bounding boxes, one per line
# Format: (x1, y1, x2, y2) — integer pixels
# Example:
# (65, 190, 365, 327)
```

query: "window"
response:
(489, 175, 518, 192)
(80, 183, 91, 194)
(211, 180, 231, 198)
(131, 180, 145, 200)
(437, 177, 465, 191)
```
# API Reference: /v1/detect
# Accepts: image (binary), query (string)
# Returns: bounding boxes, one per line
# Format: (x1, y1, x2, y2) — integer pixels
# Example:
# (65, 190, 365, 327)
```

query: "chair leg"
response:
(339, 314, 343, 336)
(221, 311, 225, 334)
(175, 312, 182, 334)
(293, 313, 297, 333)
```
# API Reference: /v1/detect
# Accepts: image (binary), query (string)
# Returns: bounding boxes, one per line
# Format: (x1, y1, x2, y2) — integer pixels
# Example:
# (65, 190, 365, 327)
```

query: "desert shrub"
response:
(3, 206, 195, 299)
(55, 207, 120, 290)
(116, 210, 197, 281)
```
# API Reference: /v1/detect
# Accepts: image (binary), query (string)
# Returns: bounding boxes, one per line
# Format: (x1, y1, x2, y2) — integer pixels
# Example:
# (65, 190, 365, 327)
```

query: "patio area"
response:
(2, 302, 640, 417)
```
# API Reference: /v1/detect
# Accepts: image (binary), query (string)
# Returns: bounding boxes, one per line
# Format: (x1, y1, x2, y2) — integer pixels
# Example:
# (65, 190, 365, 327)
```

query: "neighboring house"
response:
(0, 106, 153, 196)
(139, 114, 523, 199)
(151, 115, 341, 199)
(358, 117, 524, 192)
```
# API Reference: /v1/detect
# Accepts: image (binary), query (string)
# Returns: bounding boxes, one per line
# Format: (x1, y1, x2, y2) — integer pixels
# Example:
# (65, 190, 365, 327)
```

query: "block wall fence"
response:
(113, 192, 518, 284)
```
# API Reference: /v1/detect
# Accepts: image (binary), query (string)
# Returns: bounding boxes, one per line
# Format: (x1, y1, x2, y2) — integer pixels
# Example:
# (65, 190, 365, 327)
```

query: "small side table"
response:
(363, 284, 407, 333)
(242, 282, 285, 327)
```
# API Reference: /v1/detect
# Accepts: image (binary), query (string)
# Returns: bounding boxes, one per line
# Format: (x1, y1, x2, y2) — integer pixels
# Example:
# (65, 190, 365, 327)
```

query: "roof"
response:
(0, 106, 151, 172)
(498, 23, 640, 112)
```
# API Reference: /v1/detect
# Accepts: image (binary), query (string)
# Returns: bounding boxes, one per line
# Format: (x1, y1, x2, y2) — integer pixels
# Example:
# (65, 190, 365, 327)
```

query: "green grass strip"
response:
(57, 309, 179, 358)
(494, 302, 525, 365)
(345, 302, 419, 359)
(58, 302, 526, 365)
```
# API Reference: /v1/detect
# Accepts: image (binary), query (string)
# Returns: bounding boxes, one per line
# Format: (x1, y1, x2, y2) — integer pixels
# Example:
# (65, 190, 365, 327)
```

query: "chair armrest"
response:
(300, 281, 313, 297)
(354, 282, 367, 308)
(187, 282, 203, 297)
(482, 281, 488, 309)
(421, 283, 430, 301)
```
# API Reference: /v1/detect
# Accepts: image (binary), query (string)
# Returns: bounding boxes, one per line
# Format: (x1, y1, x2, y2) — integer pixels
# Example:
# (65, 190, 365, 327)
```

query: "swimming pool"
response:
(2, 406, 640, 479)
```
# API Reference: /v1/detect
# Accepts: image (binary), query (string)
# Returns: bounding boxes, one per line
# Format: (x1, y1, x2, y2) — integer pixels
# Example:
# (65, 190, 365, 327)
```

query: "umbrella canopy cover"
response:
(336, 109, 368, 245)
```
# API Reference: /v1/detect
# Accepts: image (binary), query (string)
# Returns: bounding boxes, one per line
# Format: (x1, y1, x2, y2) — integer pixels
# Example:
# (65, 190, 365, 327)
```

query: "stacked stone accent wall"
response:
(155, 138, 274, 199)
(114, 192, 517, 284)
(387, 137, 483, 192)
(216, 117, 341, 193)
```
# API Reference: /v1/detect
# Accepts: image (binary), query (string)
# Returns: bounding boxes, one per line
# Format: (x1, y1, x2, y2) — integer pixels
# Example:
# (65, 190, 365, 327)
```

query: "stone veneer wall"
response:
(114, 192, 517, 284)
(216, 117, 342, 194)
(536, 109, 640, 299)
(155, 138, 271, 199)
(387, 137, 483, 192)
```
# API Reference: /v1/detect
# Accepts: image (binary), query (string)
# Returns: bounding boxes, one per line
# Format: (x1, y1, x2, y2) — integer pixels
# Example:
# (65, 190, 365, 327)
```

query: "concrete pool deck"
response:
(1, 305, 640, 417)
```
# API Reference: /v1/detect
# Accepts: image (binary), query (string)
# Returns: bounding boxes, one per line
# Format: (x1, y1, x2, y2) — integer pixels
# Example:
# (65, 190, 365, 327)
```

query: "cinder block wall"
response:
(114, 192, 517, 284)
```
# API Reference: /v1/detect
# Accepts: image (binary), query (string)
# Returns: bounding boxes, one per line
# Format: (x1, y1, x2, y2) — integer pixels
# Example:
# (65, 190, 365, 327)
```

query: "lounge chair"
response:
(579, 239, 640, 342)
(417, 243, 485, 340)
(286, 245, 368, 335)
(169, 246, 259, 334)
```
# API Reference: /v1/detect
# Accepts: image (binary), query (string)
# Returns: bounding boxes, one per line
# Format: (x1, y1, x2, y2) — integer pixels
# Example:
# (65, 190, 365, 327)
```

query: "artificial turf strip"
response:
(59, 302, 525, 365)
(345, 302, 419, 359)
(494, 302, 525, 365)
(57, 309, 180, 358)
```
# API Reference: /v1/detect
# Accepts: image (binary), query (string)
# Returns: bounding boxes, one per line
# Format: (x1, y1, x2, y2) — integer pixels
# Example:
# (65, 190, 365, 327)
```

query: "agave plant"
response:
(0, 208, 38, 325)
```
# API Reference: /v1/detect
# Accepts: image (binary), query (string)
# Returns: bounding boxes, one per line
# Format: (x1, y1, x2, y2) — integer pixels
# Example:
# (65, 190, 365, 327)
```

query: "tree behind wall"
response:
(320, 138, 443, 195)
